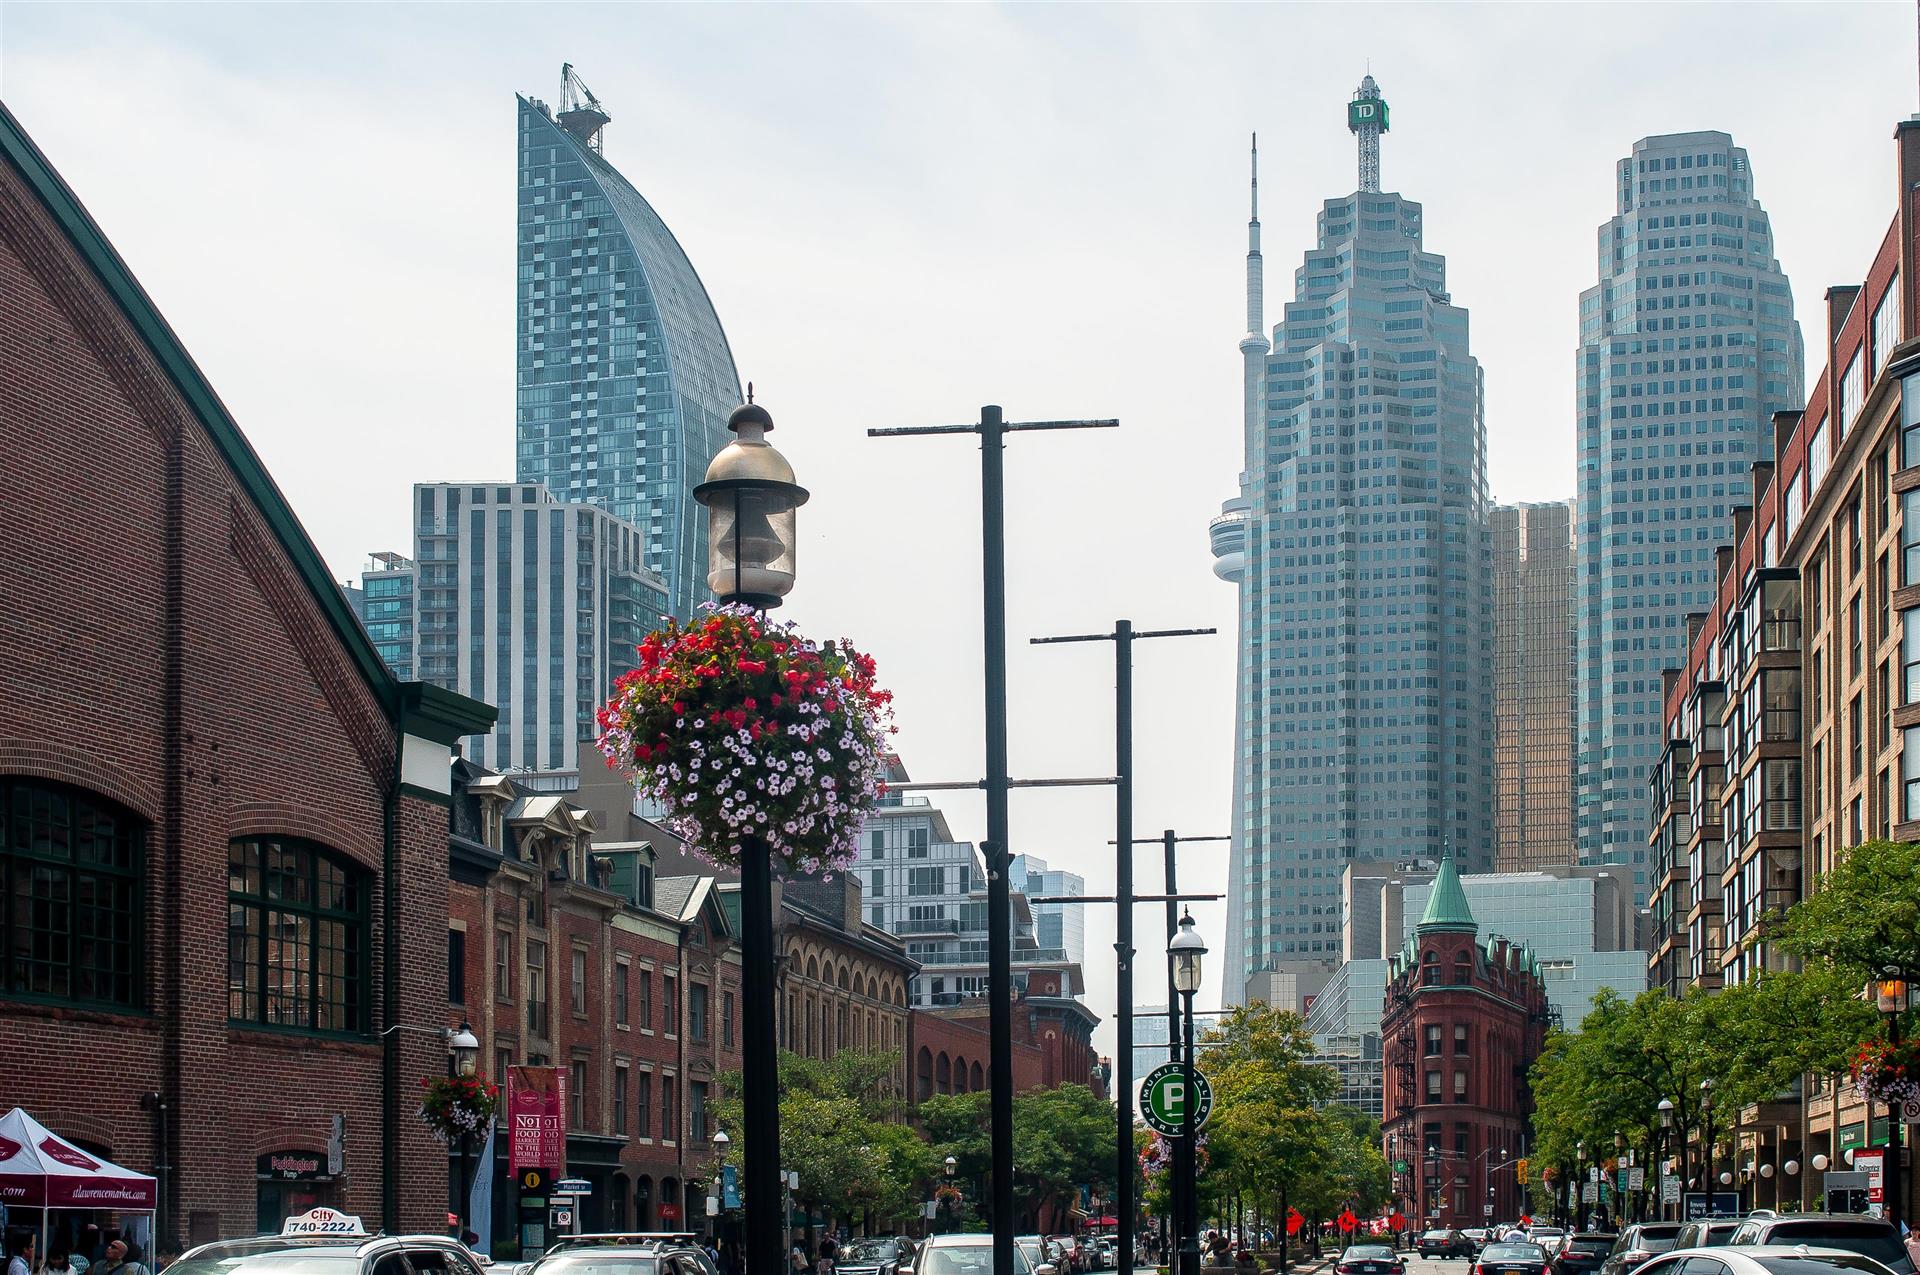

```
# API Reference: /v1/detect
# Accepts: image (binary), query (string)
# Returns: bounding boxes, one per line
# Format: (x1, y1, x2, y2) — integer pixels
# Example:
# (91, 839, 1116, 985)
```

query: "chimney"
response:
(1716, 544, 1736, 587)
(1750, 461, 1774, 512)
(1897, 118, 1920, 341)
(1774, 410, 1803, 463)
(1732, 505, 1753, 549)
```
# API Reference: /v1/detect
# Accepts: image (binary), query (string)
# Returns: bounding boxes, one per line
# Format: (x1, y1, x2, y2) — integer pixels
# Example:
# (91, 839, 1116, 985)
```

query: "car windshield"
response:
(1759, 1224, 1909, 1267)
(1347, 1247, 1395, 1260)
(529, 1257, 661, 1275)
(921, 1244, 1030, 1275)
(168, 1256, 363, 1275)
(1753, 1258, 1900, 1275)
(841, 1241, 895, 1263)
(1482, 1245, 1546, 1262)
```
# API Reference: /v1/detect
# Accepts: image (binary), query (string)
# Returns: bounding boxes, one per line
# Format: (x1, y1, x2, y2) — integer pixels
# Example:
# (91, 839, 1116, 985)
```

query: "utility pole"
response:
(870, 406, 1116, 1275)
(1033, 620, 1214, 1273)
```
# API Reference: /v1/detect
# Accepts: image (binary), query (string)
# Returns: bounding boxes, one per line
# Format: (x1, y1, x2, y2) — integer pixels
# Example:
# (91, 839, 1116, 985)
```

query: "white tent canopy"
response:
(0, 1107, 156, 1211)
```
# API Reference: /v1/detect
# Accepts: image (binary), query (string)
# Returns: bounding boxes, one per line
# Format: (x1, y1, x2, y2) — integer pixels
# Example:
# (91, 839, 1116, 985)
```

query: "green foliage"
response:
(1773, 839, 1920, 984)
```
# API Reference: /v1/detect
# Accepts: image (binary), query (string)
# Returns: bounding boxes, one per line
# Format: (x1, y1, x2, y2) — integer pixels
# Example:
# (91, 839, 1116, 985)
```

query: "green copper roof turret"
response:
(1416, 855, 1478, 934)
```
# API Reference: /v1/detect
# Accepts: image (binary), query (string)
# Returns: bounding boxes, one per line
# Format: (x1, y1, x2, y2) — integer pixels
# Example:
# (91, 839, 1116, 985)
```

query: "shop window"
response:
(2, 778, 143, 1009)
(228, 836, 368, 1034)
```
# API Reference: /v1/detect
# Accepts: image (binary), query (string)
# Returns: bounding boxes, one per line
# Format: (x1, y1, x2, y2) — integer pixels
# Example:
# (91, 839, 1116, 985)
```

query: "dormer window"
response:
(635, 860, 654, 910)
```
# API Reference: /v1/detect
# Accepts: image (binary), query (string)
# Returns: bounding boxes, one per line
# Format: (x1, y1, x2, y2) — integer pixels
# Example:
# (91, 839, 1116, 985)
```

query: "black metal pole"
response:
(1888, 1010, 1904, 1228)
(459, 1132, 474, 1233)
(981, 406, 1016, 1275)
(1179, 987, 1200, 1275)
(1114, 621, 1135, 1275)
(1163, 830, 1182, 1261)
(741, 834, 781, 1275)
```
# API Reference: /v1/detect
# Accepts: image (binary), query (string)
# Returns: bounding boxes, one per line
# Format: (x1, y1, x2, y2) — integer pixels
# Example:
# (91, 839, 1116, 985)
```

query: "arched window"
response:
(228, 836, 370, 1033)
(953, 1056, 969, 1092)
(1421, 951, 1438, 985)
(635, 1175, 654, 1229)
(936, 1052, 952, 1094)
(1453, 953, 1471, 985)
(918, 1046, 934, 1101)
(969, 1061, 983, 1091)
(1, 779, 143, 1008)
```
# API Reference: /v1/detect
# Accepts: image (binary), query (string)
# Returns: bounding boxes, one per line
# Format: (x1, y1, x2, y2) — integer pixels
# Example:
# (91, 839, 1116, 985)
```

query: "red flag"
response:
(1286, 1209, 1304, 1236)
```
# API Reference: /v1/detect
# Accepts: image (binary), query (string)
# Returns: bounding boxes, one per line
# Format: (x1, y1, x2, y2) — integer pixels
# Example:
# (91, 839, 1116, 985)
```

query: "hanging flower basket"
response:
(419, 1073, 499, 1144)
(1138, 1129, 1209, 1183)
(1851, 1038, 1920, 1106)
(934, 1182, 966, 1208)
(597, 605, 895, 876)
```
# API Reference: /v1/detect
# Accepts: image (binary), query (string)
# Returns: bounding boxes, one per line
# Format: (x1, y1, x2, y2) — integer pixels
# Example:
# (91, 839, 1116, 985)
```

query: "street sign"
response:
(1661, 1176, 1679, 1203)
(550, 1207, 573, 1230)
(1482, 1205, 1494, 1217)
(1901, 1096, 1920, 1124)
(1628, 1168, 1645, 1191)
(554, 1178, 593, 1196)
(1140, 1063, 1214, 1135)
(1393, 1160, 1408, 1175)
(1581, 1183, 1597, 1203)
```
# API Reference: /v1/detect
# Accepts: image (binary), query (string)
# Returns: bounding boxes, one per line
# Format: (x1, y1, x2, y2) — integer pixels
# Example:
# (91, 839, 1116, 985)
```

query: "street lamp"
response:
(695, 396, 807, 1275)
(1170, 911, 1207, 1275)
(447, 1021, 479, 1235)
(944, 1156, 958, 1235)
(1658, 1100, 1675, 1221)
(1870, 967, 1909, 1227)
(1575, 1142, 1586, 1231)
(711, 1131, 732, 1243)
(1700, 1079, 1717, 1217)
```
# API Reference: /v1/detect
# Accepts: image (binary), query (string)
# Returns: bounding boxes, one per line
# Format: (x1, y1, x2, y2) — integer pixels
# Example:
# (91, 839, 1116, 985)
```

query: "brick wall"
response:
(0, 130, 452, 1241)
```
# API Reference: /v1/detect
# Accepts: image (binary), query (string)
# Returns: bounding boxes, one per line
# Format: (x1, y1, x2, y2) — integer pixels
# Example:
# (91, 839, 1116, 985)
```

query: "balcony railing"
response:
(897, 917, 961, 935)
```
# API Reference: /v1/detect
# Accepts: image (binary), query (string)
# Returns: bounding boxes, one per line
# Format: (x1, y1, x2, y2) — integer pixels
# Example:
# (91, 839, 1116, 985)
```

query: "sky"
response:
(3, 1, 1916, 1056)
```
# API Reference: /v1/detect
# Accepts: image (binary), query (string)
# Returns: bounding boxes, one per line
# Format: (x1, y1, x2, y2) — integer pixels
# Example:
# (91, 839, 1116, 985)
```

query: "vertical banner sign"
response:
(1857, 1148, 1885, 1210)
(508, 1066, 568, 1175)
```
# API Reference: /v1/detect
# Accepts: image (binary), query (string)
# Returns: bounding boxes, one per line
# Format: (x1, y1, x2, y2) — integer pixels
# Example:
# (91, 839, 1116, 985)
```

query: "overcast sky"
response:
(5, 2, 1916, 1053)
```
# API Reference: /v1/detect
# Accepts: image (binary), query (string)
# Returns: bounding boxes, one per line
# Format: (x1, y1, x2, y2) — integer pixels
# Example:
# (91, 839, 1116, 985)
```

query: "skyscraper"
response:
(1573, 132, 1804, 889)
(1491, 501, 1575, 870)
(1211, 79, 1492, 1000)
(515, 67, 743, 620)
(407, 481, 669, 772)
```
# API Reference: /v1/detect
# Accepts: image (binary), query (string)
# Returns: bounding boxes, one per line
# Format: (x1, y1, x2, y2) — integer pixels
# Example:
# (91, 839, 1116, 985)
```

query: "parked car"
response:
(1338, 1243, 1407, 1275)
(1475, 1242, 1553, 1275)
(1621, 1244, 1903, 1275)
(1421, 1230, 1476, 1260)
(1724, 1215, 1916, 1275)
(1093, 1238, 1119, 1270)
(1595, 1223, 1684, 1275)
(1527, 1229, 1569, 1260)
(1014, 1238, 1056, 1275)
(916, 1233, 1040, 1275)
(1671, 1222, 1742, 1251)
(529, 1235, 718, 1275)
(839, 1237, 909, 1275)
(1552, 1233, 1619, 1275)
(168, 1228, 497, 1275)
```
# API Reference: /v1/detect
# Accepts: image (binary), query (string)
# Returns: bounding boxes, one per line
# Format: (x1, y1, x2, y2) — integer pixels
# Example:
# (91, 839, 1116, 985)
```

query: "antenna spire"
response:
(1240, 131, 1268, 357)
(1348, 73, 1389, 193)
(1250, 131, 1259, 222)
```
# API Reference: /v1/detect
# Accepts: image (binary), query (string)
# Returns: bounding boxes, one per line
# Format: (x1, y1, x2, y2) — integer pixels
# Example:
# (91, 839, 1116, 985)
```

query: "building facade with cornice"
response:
(1379, 859, 1549, 1228)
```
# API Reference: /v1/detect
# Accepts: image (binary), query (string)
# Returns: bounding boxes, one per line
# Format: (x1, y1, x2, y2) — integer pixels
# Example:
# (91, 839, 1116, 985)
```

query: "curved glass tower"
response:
(1213, 80, 1492, 997)
(1573, 131, 1802, 887)
(515, 87, 742, 619)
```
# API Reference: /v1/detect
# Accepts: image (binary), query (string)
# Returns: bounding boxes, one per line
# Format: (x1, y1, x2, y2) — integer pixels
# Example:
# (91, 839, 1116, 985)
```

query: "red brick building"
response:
(0, 103, 493, 1246)
(445, 759, 740, 1241)
(1380, 858, 1548, 1228)
(907, 968, 1104, 1102)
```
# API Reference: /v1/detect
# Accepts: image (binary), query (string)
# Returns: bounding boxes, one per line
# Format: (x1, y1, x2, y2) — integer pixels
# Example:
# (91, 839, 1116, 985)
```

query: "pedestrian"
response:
(149, 1250, 178, 1275)
(42, 1248, 77, 1275)
(789, 1245, 806, 1274)
(6, 1232, 35, 1275)
(815, 1237, 837, 1275)
(91, 1240, 147, 1275)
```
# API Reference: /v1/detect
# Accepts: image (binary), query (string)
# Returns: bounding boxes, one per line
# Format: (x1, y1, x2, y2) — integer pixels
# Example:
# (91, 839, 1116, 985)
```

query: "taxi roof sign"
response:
(281, 1208, 368, 1237)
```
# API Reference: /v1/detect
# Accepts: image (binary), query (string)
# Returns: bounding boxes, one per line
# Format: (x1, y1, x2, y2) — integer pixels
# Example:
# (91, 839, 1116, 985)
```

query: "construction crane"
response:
(557, 62, 611, 152)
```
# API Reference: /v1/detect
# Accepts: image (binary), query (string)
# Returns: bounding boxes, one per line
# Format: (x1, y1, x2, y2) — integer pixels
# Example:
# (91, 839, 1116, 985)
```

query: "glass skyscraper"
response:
(1491, 502, 1575, 870)
(515, 81, 743, 619)
(1211, 80, 1492, 1000)
(1574, 131, 1804, 889)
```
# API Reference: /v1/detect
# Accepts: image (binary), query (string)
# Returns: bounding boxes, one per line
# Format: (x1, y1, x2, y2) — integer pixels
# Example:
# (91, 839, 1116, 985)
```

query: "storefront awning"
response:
(0, 1108, 157, 1210)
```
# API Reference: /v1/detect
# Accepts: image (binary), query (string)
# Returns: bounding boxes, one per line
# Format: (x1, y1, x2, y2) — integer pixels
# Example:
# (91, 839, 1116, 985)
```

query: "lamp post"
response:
(1575, 1142, 1586, 1232)
(945, 1156, 958, 1234)
(694, 396, 808, 1275)
(1658, 1100, 1675, 1221)
(447, 1021, 479, 1235)
(1171, 911, 1207, 1275)
(1481, 1148, 1506, 1226)
(713, 1131, 732, 1245)
(1872, 969, 1910, 1227)
(1700, 1079, 1716, 1218)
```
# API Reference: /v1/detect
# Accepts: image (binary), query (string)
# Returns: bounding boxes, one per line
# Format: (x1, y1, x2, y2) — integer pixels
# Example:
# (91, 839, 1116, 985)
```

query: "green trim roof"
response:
(1416, 855, 1478, 934)
(0, 103, 493, 743)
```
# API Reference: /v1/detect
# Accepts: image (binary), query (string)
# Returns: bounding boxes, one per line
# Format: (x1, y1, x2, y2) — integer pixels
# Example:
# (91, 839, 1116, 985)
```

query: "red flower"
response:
(738, 659, 767, 674)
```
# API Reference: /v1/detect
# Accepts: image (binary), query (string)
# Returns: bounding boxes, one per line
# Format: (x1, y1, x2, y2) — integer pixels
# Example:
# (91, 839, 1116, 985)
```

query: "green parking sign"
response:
(1140, 1063, 1213, 1136)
